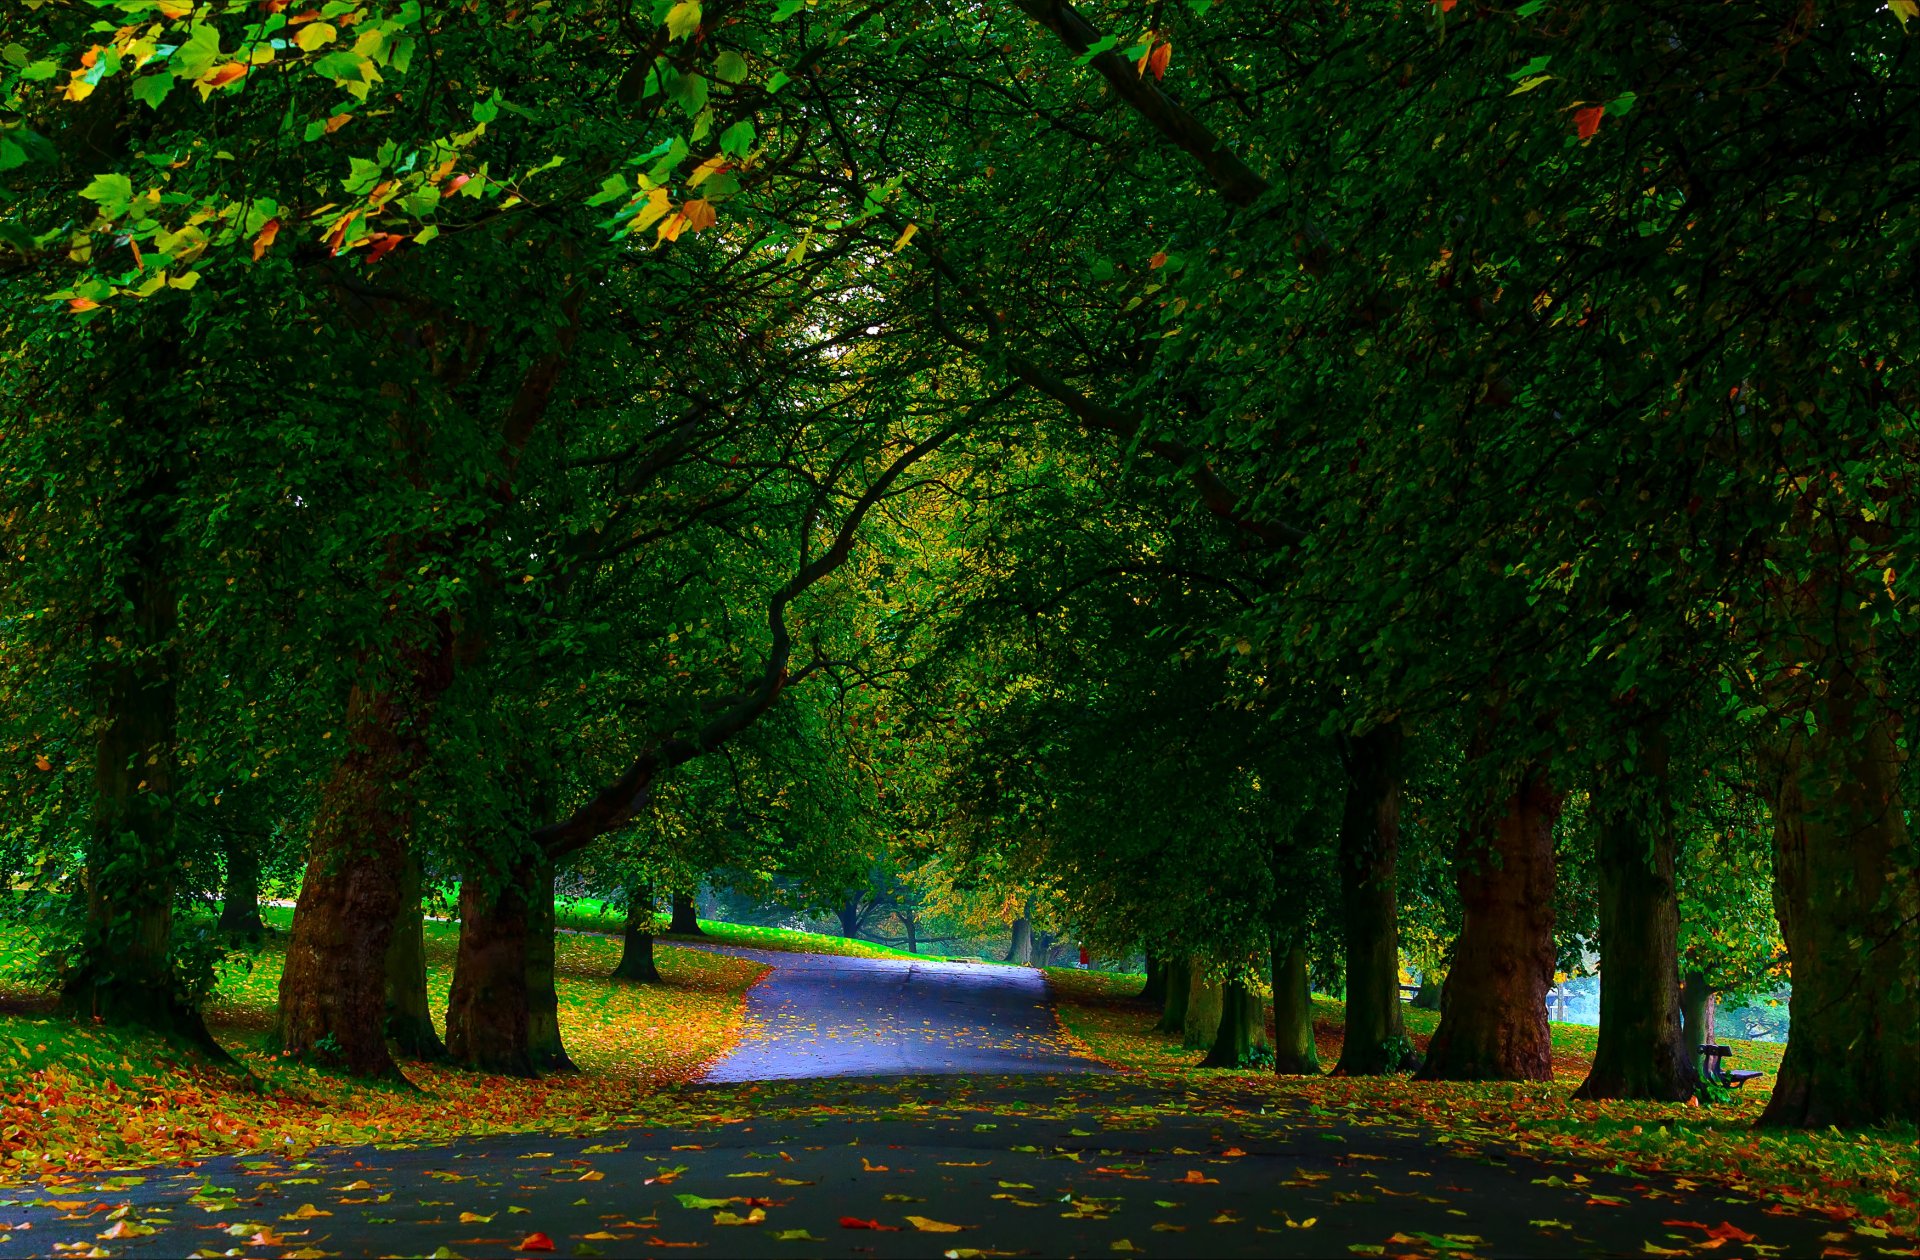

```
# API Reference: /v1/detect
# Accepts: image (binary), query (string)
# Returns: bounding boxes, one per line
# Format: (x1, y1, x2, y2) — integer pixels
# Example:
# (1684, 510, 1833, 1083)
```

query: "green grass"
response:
(552, 897, 952, 961)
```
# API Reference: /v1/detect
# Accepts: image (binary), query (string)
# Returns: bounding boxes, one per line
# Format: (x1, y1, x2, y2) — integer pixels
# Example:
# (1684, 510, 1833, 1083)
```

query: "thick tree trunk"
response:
(836, 899, 864, 938)
(1575, 771, 1692, 1101)
(612, 886, 662, 983)
(1202, 980, 1271, 1068)
(1139, 953, 1168, 1004)
(61, 552, 214, 1049)
(1006, 916, 1033, 965)
(1761, 675, 1920, 1126)
(278, 679, 434, 1079)
(1271, 934, 1321, 1075)
(1418, 771, 1561, 1082)
(668, 891, 704, 936)
(1156, 955, 1192, 1033)
(1182, 969, 1224, 1051)
(1680, 971, 1712, 1059)
(525, 857, 574, 1073)
(218, 832, 265, 938)
(1410, 971, 1445, 1010)
(1032, 930, 1058, 968)
(1334, 723, 1411, 1075)
(384, 852, 444, 1060)
(443, 856, 537, 1077)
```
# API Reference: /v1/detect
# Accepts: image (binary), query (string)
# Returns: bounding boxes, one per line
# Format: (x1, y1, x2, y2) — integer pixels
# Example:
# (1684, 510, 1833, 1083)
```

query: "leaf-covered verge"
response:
(0, 916, 765, 1185)
(1047, 969, 1920, 1242)
(550, 899, 928, 961)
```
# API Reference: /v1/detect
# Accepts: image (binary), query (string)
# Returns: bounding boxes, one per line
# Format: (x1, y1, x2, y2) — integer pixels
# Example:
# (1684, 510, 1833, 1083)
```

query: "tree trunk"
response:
(1333, 723, 1411, 1076)
(612, 885, 662, 983)
(1410, 970, 1445, 1010)
(1202, 980, 1271, 1068)
(1271, 934, 1321, 1075)
(525, 856, 575, 1073)
(1680, 971, 1712, 1060)
(1155, 955, 1192, 1033)
(1032, 930, 1058, 968)
(668, 891, 704, 935)
(1006, 916, 1033, 965)
(1139, 953, 1168, 1005)
(218, 832, 265, 938)
(1575, 769, 1692, 1101)
(836, 899, 864, 938)
(384, 851, 444, 1060)
(1418, 771, 1561, 1082)
(277, 680, 433, 1079)
(1182, 969, 1224, 1051)
(443, 856, 537, 1077)
(61, 548, 215, 1049)
(1761, 673, 1920, 1126)
(900, 911, 919, 954)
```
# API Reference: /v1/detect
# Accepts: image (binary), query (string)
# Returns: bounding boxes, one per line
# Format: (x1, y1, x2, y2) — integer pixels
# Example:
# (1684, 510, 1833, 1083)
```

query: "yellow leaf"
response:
(630, 187, 673, 234)
(1892, 0, 1917, 28)
(891, 222, 918, 252)
(712, 1208, 766, 1226)
(282, 1203, 332, 1220)
(458, 1211, 493, 1223)
(665, 0, 702, 38)
(907, 1216, 965, 1233)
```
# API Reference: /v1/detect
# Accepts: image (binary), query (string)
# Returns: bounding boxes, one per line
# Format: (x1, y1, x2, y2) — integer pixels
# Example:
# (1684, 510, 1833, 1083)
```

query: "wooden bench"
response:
(1699, 1043, 1765, 1089)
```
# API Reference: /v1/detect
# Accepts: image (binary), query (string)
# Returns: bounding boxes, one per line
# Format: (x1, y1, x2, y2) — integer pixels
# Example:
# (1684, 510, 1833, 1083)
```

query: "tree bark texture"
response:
(668, 891, 704, 935)
(383, 851, 444, 1060)
(1139, 953, 1168, 1005)
(1006, 916, 1033, 965)
(443, 856, 537, 1077)
(1202, 981, 1271, 1068)
(1182, 970, 1223, 1051)
(1271, 934, 1321, 1075)
(525, 856, 575, 1072)
(1418, 771, 1561, 1082)
(1334, 723, 1411, 1075)
(1761, 643, 1920, 1126)
(1156, 955, 1192, 1033)
(218, 832, 265, 938)
(612, 886, 662, 983)
(1680, 971, 1712, 1061)
(277, 678, 434, 1079)
(1575, 770, 1692, 1101)
(836, 899, 864, 938)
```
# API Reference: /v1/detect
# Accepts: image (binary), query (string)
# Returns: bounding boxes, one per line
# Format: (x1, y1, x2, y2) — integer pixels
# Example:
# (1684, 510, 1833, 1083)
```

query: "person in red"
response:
(1078, 944, 1091, 969)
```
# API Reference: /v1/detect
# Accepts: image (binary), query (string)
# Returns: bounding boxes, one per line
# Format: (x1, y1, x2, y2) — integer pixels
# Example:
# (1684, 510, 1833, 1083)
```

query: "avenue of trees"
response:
(1, 0, 1915, 1131)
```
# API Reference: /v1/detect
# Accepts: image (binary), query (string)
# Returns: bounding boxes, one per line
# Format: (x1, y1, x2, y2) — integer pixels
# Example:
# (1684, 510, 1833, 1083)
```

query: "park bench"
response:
(1698, 1043, 1765, 1089)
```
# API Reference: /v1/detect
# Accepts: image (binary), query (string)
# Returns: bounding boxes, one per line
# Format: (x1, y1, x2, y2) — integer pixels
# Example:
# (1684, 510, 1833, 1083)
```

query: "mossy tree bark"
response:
(1202, 980, 1271, 1068)
(1575, 754, 1692, 1101)
(1418, 771, 1561, 1082)
(1271, 934, 1320, 1075)
(443, 854, 537, 1077)
(1333, 723, 1410, 1075)
(612, 885, 662, 983)
(383, 851, 444, 1060)
(1155, 954, 1192, 1034)
(1182, 969, 1224, 1051)
(1680, 971, 1712, 1058)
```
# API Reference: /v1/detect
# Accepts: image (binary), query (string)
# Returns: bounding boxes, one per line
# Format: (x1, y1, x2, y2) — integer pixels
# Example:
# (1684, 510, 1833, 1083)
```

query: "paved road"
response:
(0, 953, 1891, 1258)
(695, 946, 1106, 1082)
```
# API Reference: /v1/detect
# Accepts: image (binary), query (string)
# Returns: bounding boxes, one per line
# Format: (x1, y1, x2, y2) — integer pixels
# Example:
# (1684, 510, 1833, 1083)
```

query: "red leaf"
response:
(1146, 41, 1171, 81)
(1573, 105, 1604, 140)
(1663, 1221, 1713, 1231)
(839, 1217, 901, 1231)
(363, 233, 405, 265)
(252, 218, 281, 262)
(1707, 1223, 1758, 1243)
(517, 1232, 556, 1252)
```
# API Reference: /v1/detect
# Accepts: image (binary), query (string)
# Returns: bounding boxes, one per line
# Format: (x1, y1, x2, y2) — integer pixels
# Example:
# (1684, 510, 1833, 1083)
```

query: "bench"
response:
(1699, 1043, 1765, 1089)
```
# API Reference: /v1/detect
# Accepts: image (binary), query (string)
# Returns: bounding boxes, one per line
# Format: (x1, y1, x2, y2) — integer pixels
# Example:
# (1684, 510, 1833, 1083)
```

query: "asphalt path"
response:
(0, 951, 1890, 1258)
(694, 946, 1106, 1082)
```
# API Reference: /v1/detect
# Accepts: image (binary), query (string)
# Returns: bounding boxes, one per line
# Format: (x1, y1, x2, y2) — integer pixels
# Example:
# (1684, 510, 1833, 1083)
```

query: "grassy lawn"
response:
(0, 909, 766, 1185)
(1047, 968, 1920, 1240)
(553, 897, 946, 961)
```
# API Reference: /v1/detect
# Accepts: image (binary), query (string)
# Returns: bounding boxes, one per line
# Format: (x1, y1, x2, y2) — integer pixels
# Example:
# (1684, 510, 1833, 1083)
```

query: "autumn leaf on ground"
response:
(1173, 1170, 1217, 1184)
(907, 1215, 966, 1232)
(459, 1211, 494, 1223)
(713, 1207, 766, 1226)
(674, 1194, 731, 1209)
(283, 1202, 331, 1219)
(516, 1232, 556, 1252)
(840, 1216, 902, 1231)
(771, 1229, 824, 1242)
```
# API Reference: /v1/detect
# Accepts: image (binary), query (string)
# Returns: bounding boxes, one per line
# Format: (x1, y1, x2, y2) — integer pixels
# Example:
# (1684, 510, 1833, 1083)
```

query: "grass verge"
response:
(0, 910, 765, 1185)
(1046, 968, 1920, 1241)
(552, 898, 936, 961)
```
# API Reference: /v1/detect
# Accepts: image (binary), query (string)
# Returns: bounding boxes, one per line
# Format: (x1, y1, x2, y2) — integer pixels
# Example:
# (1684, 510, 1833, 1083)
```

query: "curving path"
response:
(691, 945, 1106, 1081)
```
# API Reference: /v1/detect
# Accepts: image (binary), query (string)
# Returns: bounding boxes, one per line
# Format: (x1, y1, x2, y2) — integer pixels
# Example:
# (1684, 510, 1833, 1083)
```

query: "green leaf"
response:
(713, 50, 748, 83)
(79, 173, 135, 218)
(1606, 90, 1637, 115)
(1514, 0, 1547, 14)
(665, 0, 702, 38)
(19, 60, 59, 82)
(772, 0, 807, 19)
(132, 73, 174, 110)
(673, 1193, 730, 1209)
(1074, 34, 1119, 64)
(718, 119, 755, 158)
(343, 157, 384, 194)
(766, 68, 790, 93)
(1, 43, 27, 67)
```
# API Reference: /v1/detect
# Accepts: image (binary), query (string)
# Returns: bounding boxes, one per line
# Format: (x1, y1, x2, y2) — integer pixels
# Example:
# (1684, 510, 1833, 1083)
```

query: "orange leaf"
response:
(33, 755, 51, 770)
(517, 1232, 556, 1251)
(363, 233, 405, 265)
(1573, 105, 1604, 140)
(67, 298, 100, 313)
(201, 63, 249, 90)
(681, 198, 718, 232)
(1174, 1170, 1218, 1184)
(1146, 40, 1171, 81)
(1707, 1223, 1758, 1243)
(252, 218, 281, 261)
